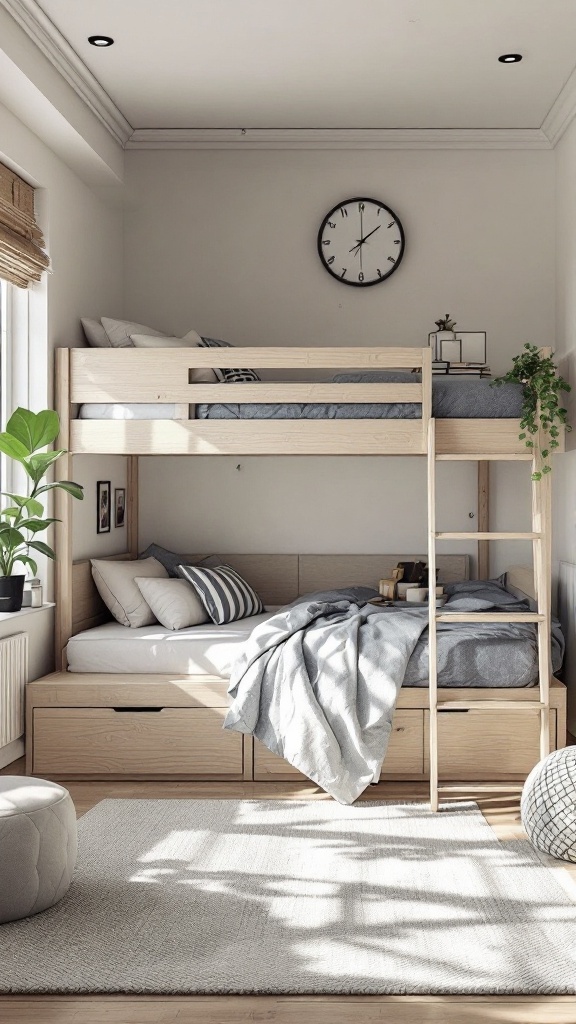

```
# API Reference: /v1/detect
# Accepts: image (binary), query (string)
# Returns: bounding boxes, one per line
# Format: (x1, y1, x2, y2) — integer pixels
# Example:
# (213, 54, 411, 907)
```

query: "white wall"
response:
(128, 148, 554, 571)
(0, 100, 125, 748)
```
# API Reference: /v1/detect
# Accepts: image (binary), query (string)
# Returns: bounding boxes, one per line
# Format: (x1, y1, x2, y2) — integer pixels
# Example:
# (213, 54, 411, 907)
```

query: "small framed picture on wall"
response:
(115, 487, 126, 528)
(96, 480, 111, 534)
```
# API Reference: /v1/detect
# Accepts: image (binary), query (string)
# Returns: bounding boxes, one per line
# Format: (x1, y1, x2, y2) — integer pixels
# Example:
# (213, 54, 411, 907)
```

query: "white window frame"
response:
(1, 275, 50, 589)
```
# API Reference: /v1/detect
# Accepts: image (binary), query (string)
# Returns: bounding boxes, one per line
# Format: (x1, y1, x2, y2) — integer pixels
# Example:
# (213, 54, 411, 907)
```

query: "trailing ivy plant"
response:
(491, 344, 571, 480)
(0, 408, 83, 577)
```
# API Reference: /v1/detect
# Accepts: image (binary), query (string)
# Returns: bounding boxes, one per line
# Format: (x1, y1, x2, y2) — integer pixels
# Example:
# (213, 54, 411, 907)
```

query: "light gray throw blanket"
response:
(224, 579, 564, 804)
(224, 590, 429, 804)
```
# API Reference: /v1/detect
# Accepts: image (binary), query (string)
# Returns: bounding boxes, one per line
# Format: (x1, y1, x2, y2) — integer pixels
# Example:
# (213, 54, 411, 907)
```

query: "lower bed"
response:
(31, 579, 564, 783)
(66, 583, 564, 688)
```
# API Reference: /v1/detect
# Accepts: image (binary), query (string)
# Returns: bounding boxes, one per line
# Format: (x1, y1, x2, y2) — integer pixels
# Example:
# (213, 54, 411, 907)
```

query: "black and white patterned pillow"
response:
(177, 563, 264, 624)
(197, 338, 260, 383)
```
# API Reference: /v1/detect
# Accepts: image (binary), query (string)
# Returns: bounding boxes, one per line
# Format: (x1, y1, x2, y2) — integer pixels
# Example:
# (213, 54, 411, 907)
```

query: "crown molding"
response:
(126, 127, 551, 151)
(0, 0, 132, 146)
(541, 66, 576, 147)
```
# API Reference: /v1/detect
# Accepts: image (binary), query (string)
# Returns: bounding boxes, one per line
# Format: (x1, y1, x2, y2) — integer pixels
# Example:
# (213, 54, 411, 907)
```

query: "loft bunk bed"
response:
(25, 345, 567, 809)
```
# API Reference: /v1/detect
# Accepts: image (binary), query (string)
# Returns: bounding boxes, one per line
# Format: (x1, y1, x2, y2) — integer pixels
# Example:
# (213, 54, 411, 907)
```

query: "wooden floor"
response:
(2, 757, 576, 1024)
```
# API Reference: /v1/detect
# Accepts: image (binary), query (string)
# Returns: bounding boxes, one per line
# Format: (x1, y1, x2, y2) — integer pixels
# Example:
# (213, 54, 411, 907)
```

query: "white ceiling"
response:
(35, 0, 576, 131)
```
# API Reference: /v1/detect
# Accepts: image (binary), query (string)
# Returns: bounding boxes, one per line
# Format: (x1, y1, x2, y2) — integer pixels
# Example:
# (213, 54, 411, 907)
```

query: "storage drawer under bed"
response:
(425, 707, 557, 780)
(31, 706, 244, 777)
(254, 709, 425, 780)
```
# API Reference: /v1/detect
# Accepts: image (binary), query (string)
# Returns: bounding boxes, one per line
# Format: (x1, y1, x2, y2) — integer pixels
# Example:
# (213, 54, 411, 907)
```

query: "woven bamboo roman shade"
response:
(0, 161, 49, 288)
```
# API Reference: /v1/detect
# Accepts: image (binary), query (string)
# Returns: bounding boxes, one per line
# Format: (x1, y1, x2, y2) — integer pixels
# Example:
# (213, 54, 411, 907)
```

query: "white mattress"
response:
(67, 612, 273, 676)
(79, 404, 180, 419)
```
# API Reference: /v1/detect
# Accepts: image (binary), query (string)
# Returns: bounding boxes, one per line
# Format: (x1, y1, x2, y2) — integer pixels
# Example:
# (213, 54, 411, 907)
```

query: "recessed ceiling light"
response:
(88, 35, 114, 47)
(498, 53, 522, 63)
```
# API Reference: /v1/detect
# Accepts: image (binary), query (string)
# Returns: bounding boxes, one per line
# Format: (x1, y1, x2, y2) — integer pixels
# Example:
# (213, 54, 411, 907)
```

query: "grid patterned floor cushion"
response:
(521, 747, 576, 862)
(178, 563, 264, 623)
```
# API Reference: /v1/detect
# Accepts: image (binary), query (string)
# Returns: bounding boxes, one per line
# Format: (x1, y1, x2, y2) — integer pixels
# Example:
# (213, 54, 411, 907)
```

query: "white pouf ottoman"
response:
(521, 746, 576, 862)
(0, 776, 77, 924)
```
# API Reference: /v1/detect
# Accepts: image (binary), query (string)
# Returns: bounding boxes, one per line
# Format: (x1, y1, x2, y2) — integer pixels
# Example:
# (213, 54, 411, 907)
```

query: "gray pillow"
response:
(139, 543, 224, 578)
(90, 556, 168, 627)
(81, 318, 111, 348)
(101, 317, 168, 349)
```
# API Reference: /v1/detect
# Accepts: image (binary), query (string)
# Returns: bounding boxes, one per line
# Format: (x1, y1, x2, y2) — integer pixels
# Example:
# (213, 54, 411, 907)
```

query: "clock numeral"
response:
(327, 255, 335, 265)
(358, 202, 365, 212)
(377, 268, 382, 278)
(358, 271, 364, 282)
(387, 256, 396, 263)
(341, 268, 347, 278)
(328, 221, 336, 228)
(387, 221, 395, 228)
(322, 239, 331, 246)
(377, 207, 381, 215)
(340, 208, 348, 218)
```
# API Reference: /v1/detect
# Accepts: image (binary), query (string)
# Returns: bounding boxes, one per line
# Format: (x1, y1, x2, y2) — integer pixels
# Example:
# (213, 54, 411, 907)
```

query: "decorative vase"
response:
(0, 575, 25, 613)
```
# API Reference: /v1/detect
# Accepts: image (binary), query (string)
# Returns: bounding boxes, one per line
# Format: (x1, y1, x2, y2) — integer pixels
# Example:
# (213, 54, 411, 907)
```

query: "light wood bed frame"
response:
(27, 344, 565, 794)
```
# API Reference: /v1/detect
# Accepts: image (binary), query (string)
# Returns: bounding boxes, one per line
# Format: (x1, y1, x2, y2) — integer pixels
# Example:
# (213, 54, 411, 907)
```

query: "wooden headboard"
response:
(71, 552, 470, 638)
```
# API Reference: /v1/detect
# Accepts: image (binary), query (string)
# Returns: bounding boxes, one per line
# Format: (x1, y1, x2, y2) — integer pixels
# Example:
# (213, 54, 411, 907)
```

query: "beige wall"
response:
(127, 148, 554, 571)
(0, 99, 125, 707)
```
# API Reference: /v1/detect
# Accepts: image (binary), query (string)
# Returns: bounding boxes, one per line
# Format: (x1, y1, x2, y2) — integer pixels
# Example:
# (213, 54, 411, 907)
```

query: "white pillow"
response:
(81, 318, 111, 348)
(130, 330, 217, 383)
(134, 577, 209, 630)
(101, 317, 168, 349)
(91, 556, 168, 628)
(131, 329, 203, 348)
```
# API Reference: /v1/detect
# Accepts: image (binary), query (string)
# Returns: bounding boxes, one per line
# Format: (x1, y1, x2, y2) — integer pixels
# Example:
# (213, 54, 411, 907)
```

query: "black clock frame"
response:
(317, 197, 405, 287)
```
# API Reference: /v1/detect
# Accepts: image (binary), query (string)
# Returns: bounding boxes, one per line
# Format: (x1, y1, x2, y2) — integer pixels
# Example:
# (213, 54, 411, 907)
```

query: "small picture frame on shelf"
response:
(456, 332, 486, 364)
(96, 480, 111, 534)
(439, 335, 462, 363)
(114, 487, 126, 528)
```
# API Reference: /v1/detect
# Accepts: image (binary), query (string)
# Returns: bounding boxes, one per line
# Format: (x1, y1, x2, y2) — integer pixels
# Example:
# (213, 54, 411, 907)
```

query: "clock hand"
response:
(349, 223, 382, 254)
(359, 224, 382, 244)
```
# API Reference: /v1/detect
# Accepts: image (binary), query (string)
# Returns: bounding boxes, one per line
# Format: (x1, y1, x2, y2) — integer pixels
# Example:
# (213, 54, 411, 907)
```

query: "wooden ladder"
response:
(426, 418, 552, 812)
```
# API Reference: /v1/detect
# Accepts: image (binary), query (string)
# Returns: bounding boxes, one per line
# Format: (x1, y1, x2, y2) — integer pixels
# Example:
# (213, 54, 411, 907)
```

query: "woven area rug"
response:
(1, 798, 576, 995)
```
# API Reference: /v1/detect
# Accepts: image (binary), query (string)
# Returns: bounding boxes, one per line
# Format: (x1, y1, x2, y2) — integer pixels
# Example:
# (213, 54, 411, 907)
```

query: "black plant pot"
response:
(0, 575, 25, 613)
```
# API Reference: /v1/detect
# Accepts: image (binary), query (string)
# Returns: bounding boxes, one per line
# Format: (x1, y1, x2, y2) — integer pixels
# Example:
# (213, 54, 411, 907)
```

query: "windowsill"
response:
(0, 602, 55, 624)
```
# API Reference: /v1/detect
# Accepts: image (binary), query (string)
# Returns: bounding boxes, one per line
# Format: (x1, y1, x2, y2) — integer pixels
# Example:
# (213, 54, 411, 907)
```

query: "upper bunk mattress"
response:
(77, 375, 524, 421)
(197, 375, 523, 420)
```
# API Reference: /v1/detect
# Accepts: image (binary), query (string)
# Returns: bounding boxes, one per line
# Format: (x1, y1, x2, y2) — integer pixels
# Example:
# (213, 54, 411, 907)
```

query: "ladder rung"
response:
(435, 532, 541, 540)
(436, 612, 544, 622)
(436, 454, 533, 461)
(437, 699, 545, 711)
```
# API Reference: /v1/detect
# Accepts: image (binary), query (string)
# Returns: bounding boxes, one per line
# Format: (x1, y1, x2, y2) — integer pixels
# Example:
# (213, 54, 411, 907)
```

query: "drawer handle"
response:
(112, 707, 165, 713)
(438, 709, 469, 714)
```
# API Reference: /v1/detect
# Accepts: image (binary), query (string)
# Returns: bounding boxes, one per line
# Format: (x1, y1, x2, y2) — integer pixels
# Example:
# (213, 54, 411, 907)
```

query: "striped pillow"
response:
(177, 563, 264, 624)
(198, 337, 260, 383)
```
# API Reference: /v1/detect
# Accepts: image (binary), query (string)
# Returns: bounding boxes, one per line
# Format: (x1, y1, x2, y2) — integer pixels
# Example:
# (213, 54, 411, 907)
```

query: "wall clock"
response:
(317, 197, 405, 287)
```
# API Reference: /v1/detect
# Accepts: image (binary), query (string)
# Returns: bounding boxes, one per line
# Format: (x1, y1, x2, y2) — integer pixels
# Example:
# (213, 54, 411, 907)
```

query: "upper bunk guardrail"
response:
(66, 345, 431, 407)
(59, 345, 432, 456)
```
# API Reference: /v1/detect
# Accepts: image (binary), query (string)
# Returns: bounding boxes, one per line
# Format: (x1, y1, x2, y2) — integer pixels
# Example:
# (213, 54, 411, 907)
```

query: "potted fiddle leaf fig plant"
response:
(0, 408, 83, 612)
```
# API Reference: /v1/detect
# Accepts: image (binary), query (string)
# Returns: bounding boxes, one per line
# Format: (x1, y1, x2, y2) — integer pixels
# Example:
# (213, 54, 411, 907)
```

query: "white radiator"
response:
(558, 562, 576, 735)
(0, 633, 28, 748)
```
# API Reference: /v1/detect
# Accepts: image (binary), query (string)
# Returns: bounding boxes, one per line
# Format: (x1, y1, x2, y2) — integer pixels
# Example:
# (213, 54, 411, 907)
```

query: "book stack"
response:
(432, 361, 491, 378)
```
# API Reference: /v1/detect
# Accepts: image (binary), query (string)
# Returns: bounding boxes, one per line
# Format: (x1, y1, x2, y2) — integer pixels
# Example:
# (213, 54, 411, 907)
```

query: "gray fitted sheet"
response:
(197, 373, 523, 420)
(78, 373, 523, 422)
